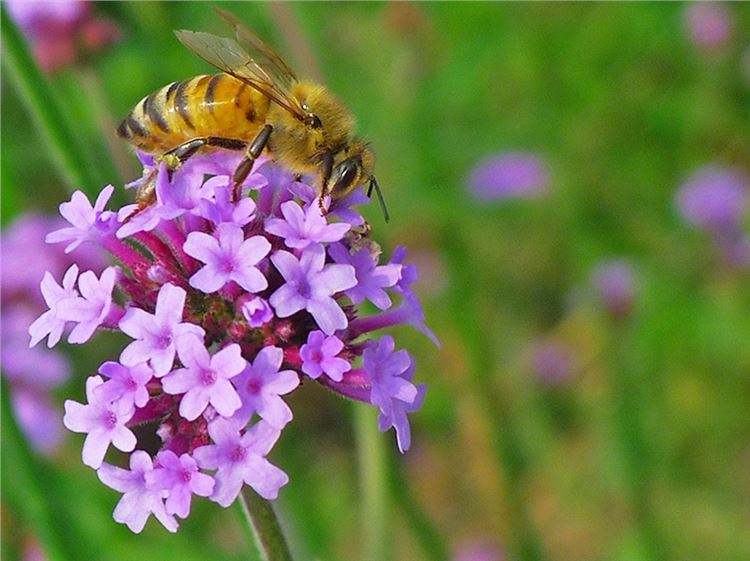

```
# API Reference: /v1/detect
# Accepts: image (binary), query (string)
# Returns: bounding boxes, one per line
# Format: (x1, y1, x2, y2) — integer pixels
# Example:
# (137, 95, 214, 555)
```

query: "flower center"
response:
(230, 444, 247, 463)
(179, 469, 192, 483)
(125, 377, 138, 390)
(219, 254, 236, 274)
(311, 350, 324, 363)
(102, 410, 118, 429)
(246, 378, 261, 395)
(155, 330, 172, 350)
(199, 368, 217, 386)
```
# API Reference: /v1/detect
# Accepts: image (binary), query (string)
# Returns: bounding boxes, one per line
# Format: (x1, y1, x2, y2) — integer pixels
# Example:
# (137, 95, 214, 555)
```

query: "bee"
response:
(117, 7, 388, 220)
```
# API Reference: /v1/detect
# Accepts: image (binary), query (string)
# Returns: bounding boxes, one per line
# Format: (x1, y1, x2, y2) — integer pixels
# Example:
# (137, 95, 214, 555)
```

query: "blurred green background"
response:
(2, 2, 749, 561)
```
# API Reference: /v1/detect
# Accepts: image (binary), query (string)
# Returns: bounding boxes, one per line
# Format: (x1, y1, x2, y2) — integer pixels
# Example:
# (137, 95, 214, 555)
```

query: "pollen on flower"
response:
(34, 150, 436, 533)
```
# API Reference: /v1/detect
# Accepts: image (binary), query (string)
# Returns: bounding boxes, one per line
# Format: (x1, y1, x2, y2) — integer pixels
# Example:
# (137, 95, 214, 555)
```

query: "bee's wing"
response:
(213, 6, 297, 89)
(175, 29, 305, 120)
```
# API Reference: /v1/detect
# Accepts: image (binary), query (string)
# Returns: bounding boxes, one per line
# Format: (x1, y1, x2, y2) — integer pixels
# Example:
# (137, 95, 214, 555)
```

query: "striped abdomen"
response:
(117, 74, 271, 154)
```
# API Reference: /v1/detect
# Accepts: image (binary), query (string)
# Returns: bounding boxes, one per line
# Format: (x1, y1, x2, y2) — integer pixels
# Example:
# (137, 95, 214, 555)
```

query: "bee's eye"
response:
(304, 113, 322, 128)
(330, 158, 360, 194)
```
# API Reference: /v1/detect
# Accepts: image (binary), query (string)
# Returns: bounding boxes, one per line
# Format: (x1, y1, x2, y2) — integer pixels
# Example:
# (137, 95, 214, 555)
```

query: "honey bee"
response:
(117, 7, 388, 220)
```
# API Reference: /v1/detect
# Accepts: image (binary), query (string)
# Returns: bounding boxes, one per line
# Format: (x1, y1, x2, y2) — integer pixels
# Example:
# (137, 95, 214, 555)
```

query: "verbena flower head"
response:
(531, 340, 574, 386)
(7, 0, 120, 73)
(1, 213, 105, 454)
(34, 152, 436, 532)
(467, 151, 550, 202)
(676, 165, 748, 234)
(591, 259, 637, 319)
(684, 2, 733, 53)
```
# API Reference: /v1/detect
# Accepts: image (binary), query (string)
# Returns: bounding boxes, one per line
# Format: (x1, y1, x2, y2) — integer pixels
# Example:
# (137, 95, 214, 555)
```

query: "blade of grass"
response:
(236, 489, 294, 561)
(387, 447, 450, 561)
(355, 404, 390, 561)
(440, 225, 548, 561)
(1, 6, 96, 193)
(609, 322, 669, 561)
(1, 380, 101, 561)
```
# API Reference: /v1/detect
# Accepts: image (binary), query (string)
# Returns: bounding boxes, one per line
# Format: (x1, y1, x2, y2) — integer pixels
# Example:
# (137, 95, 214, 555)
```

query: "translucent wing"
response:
(174, 27, 304, 120)
(213, 6, 297, 89)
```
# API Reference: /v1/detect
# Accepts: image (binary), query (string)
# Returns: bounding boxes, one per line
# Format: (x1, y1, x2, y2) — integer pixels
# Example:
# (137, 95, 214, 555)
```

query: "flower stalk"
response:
(237, 489, 294, 561)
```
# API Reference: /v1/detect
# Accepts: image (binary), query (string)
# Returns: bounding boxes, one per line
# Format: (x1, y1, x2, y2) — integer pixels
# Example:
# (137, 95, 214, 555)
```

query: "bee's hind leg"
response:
(231, 125, 273, 201)
(162, 136, 247, 169)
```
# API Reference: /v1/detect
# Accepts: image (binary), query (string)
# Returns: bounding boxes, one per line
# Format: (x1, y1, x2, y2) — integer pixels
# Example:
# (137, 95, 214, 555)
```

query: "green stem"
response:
(1, 380, 98, 561)
(355, 404, 390, 561)
(441, 224, 548, 561)
(1, 7, 95, 193)
(236, 488, 294, 561)
(609, 323, 669, 561)
(387, 448, 450, 561)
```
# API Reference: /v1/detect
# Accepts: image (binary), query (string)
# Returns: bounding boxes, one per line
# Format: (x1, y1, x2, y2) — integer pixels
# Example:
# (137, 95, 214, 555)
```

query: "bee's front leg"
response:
(231, 124, 273, 201)
(318, 151, 334, 214)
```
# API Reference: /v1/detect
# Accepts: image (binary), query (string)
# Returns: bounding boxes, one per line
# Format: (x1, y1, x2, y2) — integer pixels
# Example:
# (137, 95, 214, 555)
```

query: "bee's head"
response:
(327, 144, 389, 221)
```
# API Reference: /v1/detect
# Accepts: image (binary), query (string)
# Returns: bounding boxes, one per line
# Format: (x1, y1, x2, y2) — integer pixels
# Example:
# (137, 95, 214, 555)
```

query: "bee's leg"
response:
(162, 137, 247, 168)
(318, 151, 334, 214)
(231, 125, 273, 201)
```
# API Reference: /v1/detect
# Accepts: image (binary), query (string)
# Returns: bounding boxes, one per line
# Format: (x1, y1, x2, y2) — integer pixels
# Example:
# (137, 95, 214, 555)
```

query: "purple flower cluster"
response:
(467, 151, 550, 202)
(676, 165, 749, 268)
(33, 151, 435, 533)
(1, 214, 106, 454)
(684, 2, 733, 53)
(591, 259, 637, 319)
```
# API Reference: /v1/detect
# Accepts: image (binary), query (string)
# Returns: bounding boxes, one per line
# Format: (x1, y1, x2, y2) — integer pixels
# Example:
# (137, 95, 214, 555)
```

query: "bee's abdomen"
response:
(117, 74, 270, 154)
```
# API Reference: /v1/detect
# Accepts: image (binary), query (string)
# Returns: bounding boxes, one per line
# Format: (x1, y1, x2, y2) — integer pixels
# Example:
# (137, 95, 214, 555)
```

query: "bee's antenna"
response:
(369, 177, 389, 223)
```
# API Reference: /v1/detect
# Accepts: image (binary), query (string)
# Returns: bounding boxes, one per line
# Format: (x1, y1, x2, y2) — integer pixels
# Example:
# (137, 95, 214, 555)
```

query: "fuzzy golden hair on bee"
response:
(116, 6, 389, 221)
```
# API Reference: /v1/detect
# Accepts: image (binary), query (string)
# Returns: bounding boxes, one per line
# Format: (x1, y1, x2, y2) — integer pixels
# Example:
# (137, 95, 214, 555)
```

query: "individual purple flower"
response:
(348, 292, 440, 346)
(63, 375, 136, 468)
(299, 331, 351, 381)
(531, 341, 574, 386)
(329, 243, 401, 310)
(265, 200, 350, 249)
(198, 182, 257, 227)
(591, 259, 637, 318)
(468, 152, 550, 202)
(28, 264, 79, 348)
(269, 245, 357, 334)
(119, 283, 205, 376)
(45, 186, 117, 252)
(97, 451, 178, 533)
(238, 295, 274, 327)
(684, 2, 733, 52)
(389, 245, 419, 297)
(365, 336, 423, 453)
(147, 450, 215, 518)
(288, 181, 368, 227)
(231, 346, 299, 428)
(162, 335, 245, 420)
(95, 361, 154, 410)
(676, 165, 748, 233)
(184, 223, 271, 294)
(56, 266, 120, 343)
(193, 418, 288, 506)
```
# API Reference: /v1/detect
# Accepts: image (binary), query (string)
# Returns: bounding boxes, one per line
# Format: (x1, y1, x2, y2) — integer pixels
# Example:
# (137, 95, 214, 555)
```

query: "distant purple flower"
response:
(677, 165, 748, 233)
(265, 200, 350, 249)
(198, 182, 257, 227)
(592, 259, 637, 318)
(56, 266, 120, 343)
(95, 361, 154, 409)
(193, 419, 288, 506)
(63, 376, 136, 468)
(28, 264, 79, 348)
(184, 224, 270, 293)
(97, 451, 178, 533)
(269, 245, 357, 334)
(12, 389, 65, 455)
(238, 295, 274, 327)
(46, 187, 117, 253)
(531, 341, 574, 386)
(119, 283, 205, 376)
(231, 346, 299, 428)
(329, 243, 401, 310)
(365, 336, 423, 453)
(718, 231, 750, 269)
(454, 540, 505, 561)
(468, 152, 550, 202)
(147, 450, 214, 518)
(684, 2, 733, 52)
(299, 331, 351, 381)
(162, 335, 245, 421)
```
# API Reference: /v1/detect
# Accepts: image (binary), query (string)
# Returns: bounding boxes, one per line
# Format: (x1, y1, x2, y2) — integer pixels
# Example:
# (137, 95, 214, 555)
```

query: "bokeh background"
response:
(2, 2, 750, 561)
